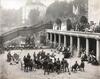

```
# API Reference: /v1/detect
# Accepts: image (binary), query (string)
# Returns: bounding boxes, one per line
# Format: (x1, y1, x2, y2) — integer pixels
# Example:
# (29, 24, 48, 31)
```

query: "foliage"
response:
(46, 1, 73, 20)
(80, 16, 88, 24)
(67, 19, 72, 30)
(95, 26, 100, 33)
(73, 0, 88, 16)
(56, 18, 62, 25)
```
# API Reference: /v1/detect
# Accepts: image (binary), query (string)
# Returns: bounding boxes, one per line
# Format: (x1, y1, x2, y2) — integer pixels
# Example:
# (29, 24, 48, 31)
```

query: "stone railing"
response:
(46, 29, 100, 39)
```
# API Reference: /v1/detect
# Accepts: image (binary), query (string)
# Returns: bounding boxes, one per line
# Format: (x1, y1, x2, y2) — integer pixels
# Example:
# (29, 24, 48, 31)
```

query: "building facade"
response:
(46, 29, 100, 63)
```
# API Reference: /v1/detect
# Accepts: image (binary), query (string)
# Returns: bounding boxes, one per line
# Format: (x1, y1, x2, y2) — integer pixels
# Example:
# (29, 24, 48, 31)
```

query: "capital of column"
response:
(95, 36, 100, 40)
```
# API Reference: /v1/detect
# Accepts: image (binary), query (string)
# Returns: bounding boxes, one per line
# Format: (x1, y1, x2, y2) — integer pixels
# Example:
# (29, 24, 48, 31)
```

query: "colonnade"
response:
(46, 32, 100, 63)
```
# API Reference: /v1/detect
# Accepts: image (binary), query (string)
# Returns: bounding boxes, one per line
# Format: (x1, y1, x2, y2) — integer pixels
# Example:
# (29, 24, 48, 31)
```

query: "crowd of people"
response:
(21, 50, 70, 75)
(80, 49, 99, 65)
(7, 49, 86, 75)
(56, 44, 99, 65)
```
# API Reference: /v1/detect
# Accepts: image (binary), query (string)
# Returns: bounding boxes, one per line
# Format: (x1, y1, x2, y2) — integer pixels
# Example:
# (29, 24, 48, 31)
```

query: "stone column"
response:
(46, 33, 49, 40)
(54, 34, 56, 43)
(77, 37, 80, 57)
(86, 38, 89, 55)
(70, 36, 73, 53)
(54, 34, 56, 47)
(64, 35, 66, 47)
(46, 33, 49, 45)
(96, 39, 100, 63)
(50, 33, 52, 43)
(59, 34, 61, 46)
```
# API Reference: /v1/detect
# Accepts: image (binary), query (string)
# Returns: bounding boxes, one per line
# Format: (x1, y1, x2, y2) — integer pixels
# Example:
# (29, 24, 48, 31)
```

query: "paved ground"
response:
(0, 49, 100, 79)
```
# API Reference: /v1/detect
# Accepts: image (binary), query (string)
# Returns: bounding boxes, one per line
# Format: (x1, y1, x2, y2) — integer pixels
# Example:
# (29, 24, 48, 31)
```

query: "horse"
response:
(78, 61, 85, 71)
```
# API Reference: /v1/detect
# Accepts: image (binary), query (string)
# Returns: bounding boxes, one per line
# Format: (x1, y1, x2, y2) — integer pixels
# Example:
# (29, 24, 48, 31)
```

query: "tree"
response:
(67, 19, 72, 30)
(79, 16, 88, 31)
(46, 1, 73, 20)
(55, 18, 62, 30)
(73, 0, 88, 16)
(56, 18, 62, 25)
(80, 16, 88, 24)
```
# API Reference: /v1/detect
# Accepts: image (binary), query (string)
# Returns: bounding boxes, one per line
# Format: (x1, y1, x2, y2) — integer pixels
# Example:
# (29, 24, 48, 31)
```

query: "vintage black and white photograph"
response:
(0, 0, 100, 79)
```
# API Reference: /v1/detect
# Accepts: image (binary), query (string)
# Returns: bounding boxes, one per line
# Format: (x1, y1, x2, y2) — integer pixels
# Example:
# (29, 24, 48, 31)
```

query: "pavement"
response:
(0, 49, 100, 79)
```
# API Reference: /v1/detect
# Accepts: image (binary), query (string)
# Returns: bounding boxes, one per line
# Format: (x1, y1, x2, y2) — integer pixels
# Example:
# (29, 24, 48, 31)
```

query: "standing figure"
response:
(7, 52, 12, 62)
(79, 60, 85, 71)
(56, 58, 61, 74)
(61, 58, 69, 72)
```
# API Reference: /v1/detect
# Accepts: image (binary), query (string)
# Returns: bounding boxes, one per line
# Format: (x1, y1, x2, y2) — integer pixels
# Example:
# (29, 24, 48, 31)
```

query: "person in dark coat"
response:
(48, 59, 53, 74)
(7, 52, 12, 62)
(33, 52, 37, 61)
(79, 60, 85, 71)
(27, 53, 31, 59)
(23, 56, 28, 72)
(56, 58, 61, 74)
(61, 58, 69, 72)
(43, 59, 49, 75)
(29, 59, 33, 71)
(53, 58, 57, 72)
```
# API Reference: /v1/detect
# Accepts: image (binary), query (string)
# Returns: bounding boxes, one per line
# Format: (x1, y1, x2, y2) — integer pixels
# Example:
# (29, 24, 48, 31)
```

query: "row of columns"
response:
(47, 33, 100, 63)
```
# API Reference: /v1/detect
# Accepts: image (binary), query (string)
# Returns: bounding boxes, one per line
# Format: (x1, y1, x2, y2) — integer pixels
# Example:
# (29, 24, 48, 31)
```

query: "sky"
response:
(1, 0, 74, 9)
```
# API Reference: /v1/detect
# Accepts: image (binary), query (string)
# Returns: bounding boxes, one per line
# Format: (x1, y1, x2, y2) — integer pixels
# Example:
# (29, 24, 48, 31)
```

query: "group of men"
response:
(7, 52, 19, 65)
(6, 49, 86, 75)
(21, 50, 85, 75)
(22, 50, 69, 74)
(80, 49, 99, 65)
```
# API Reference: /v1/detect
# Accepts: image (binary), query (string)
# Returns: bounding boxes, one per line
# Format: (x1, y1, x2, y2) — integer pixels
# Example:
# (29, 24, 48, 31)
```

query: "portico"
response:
(46, 29, 100, 63)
